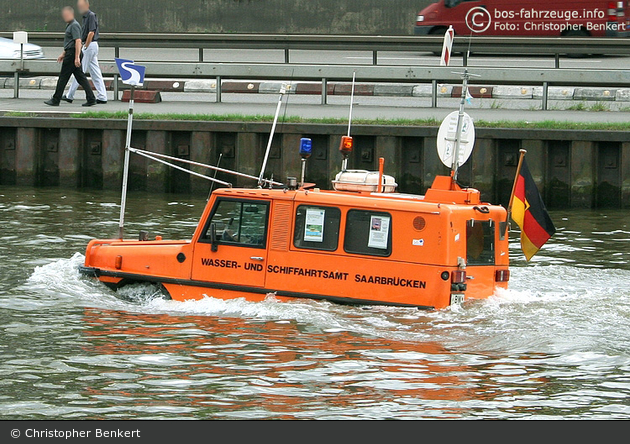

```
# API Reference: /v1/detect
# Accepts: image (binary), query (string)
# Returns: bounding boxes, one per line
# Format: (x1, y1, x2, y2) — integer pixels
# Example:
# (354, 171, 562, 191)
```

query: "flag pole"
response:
(506, 149, 527, 225)
(118, 85, 135, 240)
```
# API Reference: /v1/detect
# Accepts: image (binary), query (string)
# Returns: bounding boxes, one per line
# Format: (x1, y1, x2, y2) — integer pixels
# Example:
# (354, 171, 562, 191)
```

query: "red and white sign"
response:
(440, 25, 455, 66)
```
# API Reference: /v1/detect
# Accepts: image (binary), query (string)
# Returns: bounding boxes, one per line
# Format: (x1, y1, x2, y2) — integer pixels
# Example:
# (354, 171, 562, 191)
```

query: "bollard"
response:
(431, 79, 438, 108)
(542, 81, 549, 111)
(321, 78, 328, 105)
(373, 51, 378, 66)
(113, 46, 120, 101)
(216, 76, 222, 103)
(13, 71, 19, 99)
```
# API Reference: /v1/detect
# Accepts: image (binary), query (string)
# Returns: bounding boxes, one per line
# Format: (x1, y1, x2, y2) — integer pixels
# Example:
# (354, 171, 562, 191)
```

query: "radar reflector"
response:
(436, 110, 476, 169)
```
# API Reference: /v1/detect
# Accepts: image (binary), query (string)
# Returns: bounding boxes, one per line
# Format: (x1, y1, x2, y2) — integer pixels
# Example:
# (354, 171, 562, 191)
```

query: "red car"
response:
(415, 0, 630, 37)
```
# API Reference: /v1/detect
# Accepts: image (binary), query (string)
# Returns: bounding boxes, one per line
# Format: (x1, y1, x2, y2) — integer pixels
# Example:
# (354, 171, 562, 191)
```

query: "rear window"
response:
(344, 210, 392, 257)
(293, 205, 341, 251)
(466, 220, 495, 265)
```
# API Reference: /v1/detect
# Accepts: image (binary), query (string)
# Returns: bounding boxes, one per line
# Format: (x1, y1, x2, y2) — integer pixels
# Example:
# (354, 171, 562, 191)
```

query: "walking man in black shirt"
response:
(44, 6, 96, 107)
(64, 0, 107, 104)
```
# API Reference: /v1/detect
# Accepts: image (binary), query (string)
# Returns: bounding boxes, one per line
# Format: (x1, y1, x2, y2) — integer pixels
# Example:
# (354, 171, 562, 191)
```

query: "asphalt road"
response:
(40, 47, 629, 70)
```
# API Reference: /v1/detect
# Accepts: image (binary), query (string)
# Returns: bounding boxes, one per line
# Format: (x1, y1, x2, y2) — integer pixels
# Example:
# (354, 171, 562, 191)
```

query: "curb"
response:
(4, 77, 630, 102)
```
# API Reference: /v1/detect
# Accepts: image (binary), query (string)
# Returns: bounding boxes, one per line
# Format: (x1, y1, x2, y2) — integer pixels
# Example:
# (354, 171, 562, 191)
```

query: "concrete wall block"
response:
(412, 84, 432, 97)
(190, 131, 213, 194)
(40, 77, 59, 89)
(258, 81, 297, 94)
(58, 128, 80, 188)
(236, 133, 259, 187)
(471, 138, 495, 201)
(570, 140, 595, 208)
(373, 83, 414, 97)
(0, 78, 6, 88)
(412, 84, 453, 98)
(532, 86, 575, 100)
(5, 77, 42, 89)
(573, 87, 617, 101)
(615, 89, 630, 102)
(146, 131, 169, 193)
(492, 85, 533, 99)
(102, 130, 124, 190)
(15, 128, 37, 186)
(183, 79, 216, 92)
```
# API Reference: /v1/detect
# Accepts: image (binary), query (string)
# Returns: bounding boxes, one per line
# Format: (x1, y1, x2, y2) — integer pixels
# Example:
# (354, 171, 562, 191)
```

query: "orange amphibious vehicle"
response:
(80, 170, 509, 310)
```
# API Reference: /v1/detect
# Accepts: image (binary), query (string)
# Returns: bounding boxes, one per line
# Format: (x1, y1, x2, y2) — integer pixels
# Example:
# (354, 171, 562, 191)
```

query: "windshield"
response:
(444, 0, 463, 8)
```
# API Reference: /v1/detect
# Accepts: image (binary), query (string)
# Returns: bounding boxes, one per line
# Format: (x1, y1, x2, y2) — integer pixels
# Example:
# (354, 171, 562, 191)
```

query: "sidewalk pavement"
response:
(2, 93, 630, 124)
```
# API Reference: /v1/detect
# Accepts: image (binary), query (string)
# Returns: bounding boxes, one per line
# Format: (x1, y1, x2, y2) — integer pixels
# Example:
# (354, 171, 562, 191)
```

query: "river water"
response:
(0, 187, 629, 419)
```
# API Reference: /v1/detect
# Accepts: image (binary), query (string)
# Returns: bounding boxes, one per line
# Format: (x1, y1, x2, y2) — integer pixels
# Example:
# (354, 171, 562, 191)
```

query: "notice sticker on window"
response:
(304, 208, 325, 243)
(368, 215, 390, 249)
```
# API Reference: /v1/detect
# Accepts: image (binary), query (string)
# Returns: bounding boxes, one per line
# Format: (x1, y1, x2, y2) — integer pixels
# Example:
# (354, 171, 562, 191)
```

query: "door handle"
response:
(250, 256, 264, 261)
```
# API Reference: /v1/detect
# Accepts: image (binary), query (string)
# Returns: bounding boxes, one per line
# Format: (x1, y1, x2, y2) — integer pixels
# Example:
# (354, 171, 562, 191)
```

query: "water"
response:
(1, 187, 629, 419)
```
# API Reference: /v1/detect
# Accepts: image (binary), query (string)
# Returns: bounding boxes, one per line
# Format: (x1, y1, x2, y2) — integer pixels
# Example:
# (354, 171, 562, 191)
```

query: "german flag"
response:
(511, 158, 556, 261)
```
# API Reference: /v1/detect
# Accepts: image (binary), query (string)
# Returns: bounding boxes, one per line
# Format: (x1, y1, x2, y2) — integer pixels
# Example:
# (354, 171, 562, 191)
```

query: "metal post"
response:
(113, 46, 120, 101)
(463, 51, 468, 67)
(347, 72, 356, 138)
(13, 43, 23, 99)
(199, 47, 204, 62)
(451, 69, 469, 182)
(542, 81, 549, 111)
(216, 75, 222, 103)
(373, 50, 378, 66)
(555, 53, 560, 69)
(300, 158, 307, 188)
(284, 48, 290, 64)
(321, 78, 328, 105)
(118, 85, 135, 239)
(431, 79, 438, 108)
(13, 71, 19, 99)
(258, 85, 285, 186)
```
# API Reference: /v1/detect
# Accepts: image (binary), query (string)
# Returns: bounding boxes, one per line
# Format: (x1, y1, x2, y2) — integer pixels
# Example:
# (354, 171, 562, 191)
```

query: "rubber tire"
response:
(562, 29, 590, 58)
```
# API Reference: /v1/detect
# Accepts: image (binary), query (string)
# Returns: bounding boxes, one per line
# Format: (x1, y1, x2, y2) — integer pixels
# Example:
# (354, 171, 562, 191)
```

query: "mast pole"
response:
(258, 84, 286, 187)
(117, 85, 135, 240)
(451, 69, 469, 183)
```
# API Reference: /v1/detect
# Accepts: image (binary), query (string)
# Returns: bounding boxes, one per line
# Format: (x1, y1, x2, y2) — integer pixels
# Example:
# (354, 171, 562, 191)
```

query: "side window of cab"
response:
(201, 199, 269, 248)
(344, 210, 392, 257)
(293, 205, 341, 251)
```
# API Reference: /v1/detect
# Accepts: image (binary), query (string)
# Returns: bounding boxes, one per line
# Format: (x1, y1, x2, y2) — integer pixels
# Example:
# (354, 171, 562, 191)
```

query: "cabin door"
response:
(191, 198, 269, 288)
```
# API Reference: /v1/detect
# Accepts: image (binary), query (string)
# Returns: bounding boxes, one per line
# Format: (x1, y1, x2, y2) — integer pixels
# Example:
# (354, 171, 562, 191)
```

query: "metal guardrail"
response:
(2, 58, 630, 109)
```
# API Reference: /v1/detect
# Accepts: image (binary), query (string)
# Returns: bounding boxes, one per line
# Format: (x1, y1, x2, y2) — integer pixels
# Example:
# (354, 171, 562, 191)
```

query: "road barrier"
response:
(1, 32, 629, 109)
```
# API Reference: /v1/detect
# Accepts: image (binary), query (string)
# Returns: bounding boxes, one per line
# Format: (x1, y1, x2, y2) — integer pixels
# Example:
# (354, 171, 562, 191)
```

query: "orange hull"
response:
(80, 176, 510, 310)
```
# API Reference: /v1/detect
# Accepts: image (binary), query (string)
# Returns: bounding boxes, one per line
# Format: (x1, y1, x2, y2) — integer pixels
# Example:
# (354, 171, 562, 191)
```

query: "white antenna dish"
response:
(436, 110, 475, 169)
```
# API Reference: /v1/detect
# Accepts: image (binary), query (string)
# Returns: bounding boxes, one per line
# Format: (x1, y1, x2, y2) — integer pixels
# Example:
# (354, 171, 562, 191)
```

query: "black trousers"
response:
(53, 49, 95, 102)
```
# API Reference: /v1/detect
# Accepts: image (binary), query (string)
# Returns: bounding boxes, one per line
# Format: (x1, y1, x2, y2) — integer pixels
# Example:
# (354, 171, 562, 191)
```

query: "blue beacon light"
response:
(299, 138, 312, 159)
